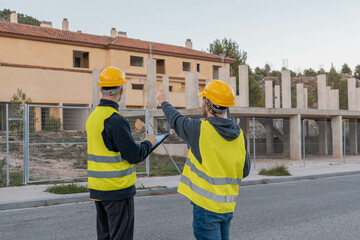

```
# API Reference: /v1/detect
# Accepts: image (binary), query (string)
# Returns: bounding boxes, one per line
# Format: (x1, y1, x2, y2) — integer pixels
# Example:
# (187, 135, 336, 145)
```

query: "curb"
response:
(1, 171, 360, 211)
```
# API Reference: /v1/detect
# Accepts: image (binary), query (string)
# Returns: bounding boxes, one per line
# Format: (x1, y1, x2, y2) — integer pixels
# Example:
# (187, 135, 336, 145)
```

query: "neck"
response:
(207, 111, 225, 118)
(101, 94, 120, 103)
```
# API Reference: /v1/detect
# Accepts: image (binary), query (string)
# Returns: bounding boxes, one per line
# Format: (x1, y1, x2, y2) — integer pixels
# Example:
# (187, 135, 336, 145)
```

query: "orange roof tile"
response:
(0, 21, 235, 63)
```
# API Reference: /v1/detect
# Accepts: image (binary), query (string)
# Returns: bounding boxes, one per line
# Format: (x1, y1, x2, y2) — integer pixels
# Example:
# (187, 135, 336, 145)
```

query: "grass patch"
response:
(137, 152, 186, 176)
(45, 183, 89, 194)
(136, 184, 167, 190)
(258, 164, 291, 176)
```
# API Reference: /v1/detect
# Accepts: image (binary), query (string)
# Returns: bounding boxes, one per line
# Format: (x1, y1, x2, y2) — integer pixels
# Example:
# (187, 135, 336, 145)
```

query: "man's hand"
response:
(157, 92, 167, 105)
(144, 134, 156, 145)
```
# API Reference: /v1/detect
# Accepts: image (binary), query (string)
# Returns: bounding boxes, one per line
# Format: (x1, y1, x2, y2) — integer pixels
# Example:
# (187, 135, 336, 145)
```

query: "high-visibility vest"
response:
(86, 106, 136, 193)
(178, 120, 246, 213)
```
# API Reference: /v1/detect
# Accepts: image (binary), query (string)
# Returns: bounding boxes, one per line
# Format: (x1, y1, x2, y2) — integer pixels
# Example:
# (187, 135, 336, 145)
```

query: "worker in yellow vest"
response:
(86, 66, 156, 240)
(158, 80, 250, 240)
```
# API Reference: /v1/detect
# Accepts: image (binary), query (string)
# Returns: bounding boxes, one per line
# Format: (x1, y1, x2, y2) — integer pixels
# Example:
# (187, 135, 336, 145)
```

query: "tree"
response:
(264, 64, 271, 76)
(0, 9, 40, 26)
(208, 38, 247, 93)
(354, 65, 360, 80)
(327, 64, 341, 89)
(341, 63, 352, 75)
(9, 89, 37, 132)
(303, 68, 317, 77)
(248, 67, 264, 107)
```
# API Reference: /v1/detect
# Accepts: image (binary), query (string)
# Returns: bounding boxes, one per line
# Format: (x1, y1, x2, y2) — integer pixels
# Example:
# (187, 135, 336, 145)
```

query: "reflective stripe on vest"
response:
(177, 120, 246, 213)
(180, 175, 238, 203)
(88, 166, 135, 178)
(88, 154, 125, 164)
(184, 158, 242, 186)
(86, 106, 136, 192)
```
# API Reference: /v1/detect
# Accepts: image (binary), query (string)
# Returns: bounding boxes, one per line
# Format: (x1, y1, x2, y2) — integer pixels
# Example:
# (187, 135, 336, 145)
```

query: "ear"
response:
(120, 87, 124, 95)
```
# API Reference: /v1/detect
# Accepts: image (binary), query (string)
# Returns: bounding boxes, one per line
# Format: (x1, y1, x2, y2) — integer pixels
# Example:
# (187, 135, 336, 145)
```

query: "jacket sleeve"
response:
(242, 133, 251, 178)
(105, 114, 152, 164)
(161, 101, 203, 163)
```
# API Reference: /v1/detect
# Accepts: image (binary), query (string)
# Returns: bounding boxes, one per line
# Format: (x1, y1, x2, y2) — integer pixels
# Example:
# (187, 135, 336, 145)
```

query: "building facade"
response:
(0, 14, 234, 130)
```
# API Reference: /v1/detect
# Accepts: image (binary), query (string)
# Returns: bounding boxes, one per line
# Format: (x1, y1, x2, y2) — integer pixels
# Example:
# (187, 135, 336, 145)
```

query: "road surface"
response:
(1, 175, 360, 239)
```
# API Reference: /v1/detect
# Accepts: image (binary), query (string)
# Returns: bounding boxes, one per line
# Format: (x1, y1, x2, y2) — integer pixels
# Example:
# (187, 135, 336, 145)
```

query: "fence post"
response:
(252, 117, 256, 169)
(6, 104, 9, 186)
(23, 104, 29, 184)
(302, 119, 306, 167)
(343, 121, 346, 164)
(145, 109, 150, 176)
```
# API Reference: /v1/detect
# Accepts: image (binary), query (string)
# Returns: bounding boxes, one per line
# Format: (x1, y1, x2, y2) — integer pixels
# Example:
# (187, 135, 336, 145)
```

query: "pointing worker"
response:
(158, 80, 250, 240)
(86, 66, 156, 240)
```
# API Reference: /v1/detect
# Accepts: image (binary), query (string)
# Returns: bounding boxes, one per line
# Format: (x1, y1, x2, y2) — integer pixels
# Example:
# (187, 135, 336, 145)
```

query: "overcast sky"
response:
(1, 0, 360, 73)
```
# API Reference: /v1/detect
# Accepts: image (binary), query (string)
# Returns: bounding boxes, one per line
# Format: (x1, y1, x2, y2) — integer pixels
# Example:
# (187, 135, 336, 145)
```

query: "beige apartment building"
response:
(0, 13, 234, 130)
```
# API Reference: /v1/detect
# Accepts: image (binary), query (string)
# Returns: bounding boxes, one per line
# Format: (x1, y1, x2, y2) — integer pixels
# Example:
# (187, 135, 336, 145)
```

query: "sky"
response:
(1, 0, 360, 73)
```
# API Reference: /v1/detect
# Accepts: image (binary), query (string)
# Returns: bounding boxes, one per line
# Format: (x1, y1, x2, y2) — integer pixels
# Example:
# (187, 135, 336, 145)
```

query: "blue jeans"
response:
(192, 204, 233, 240)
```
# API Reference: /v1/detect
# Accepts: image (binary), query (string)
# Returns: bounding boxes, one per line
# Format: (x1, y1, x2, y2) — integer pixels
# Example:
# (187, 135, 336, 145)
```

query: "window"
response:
(130, 56, 143, 67)
(73, 51, 89, 68)
(41, 108, 49, 129)
(169, 86, 173, 92)
(213, 66, 221, 79)
(156, 59, 165, 74)
(182, 62, 191, 72)
(132, 84, 144, 90)
(197, 64, 200, 72)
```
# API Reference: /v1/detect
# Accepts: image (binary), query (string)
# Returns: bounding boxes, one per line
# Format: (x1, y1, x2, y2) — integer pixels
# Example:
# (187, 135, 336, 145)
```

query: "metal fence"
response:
(1, 103, 358, 186)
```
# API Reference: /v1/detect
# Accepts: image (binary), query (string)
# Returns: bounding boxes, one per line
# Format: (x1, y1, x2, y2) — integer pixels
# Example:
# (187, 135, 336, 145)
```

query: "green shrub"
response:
(45, 183, 89, 194)
(259, 164, 291, 176)
(43, 115, 62, 131)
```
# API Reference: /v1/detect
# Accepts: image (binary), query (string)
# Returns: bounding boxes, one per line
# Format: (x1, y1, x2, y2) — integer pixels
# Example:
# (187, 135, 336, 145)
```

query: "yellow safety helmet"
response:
(198, 80, 235, 107)
(98, 66, 127, 87)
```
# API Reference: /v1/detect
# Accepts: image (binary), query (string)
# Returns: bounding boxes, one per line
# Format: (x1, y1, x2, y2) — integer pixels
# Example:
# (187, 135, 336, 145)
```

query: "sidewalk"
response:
(1, 158, 360, 211)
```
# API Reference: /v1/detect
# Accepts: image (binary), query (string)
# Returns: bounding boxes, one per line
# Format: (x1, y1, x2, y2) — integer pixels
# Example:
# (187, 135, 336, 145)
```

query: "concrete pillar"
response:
(356, 88, 360, 111)
(281, 69, 291, 108)
(147, 58, 157, 109)
(34, 107, 41, 131)
(229, 76, 236, 96)
(185, 72, 199, 109)
(239, 117, 250, 153)
(239, 65, 249, 107)
(348, 78, 357, 111)
(265, 80, 273, 108)
(318, 119, 328, 155)
(274, 85, 280, 108)
(329, 89, 339, 110)
(349, 119, 357, 155)
(118, 84, 127, 108)
(92, 69, 102, 107)
(219, 67, 229, 83)
(162, 75, 169, 102)
(296, 83, 304, 109)
(317, 74, 327, 110)
(290, 114, 302, 160)
(283, 119, 290, 158)
(326, 86, 331, 109)
(58, 103, 64, 130)
(304, 88, 308, 109)
(331, 116, 343, 159)
(266, 120, 274, 153)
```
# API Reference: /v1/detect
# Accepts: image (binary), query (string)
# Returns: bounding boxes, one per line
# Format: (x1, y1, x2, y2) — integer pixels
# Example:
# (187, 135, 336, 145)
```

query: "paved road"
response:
(1, 175, 360, 240)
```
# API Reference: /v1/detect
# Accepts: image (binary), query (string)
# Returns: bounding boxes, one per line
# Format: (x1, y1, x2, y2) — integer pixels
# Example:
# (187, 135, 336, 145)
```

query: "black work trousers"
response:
(95, 197, 134, 240)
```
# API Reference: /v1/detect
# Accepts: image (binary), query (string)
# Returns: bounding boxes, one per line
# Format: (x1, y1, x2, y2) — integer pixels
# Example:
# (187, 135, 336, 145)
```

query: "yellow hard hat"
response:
(198, 80, 235, 107)
(98, 66, 127, 87)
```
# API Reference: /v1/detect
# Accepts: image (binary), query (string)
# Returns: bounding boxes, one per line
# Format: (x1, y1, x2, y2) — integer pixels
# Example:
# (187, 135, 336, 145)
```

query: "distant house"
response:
(0, 13, 234, 130)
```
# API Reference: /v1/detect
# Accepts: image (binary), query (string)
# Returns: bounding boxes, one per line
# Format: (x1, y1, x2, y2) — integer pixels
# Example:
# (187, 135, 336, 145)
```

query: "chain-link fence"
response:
(1, 104, 25, 186)
(2, 103, 359, 186)
(26, 105, 90, 183)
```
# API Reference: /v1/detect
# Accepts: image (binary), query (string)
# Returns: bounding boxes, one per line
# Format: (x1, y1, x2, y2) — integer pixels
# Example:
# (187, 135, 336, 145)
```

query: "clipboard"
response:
(143, 133, 170, 159)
